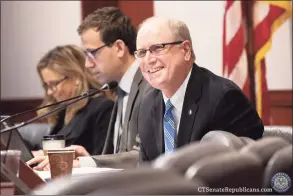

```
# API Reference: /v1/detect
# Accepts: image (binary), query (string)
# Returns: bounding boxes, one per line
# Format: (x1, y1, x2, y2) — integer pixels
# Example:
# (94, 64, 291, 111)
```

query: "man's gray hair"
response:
(138, 16, 196, 61)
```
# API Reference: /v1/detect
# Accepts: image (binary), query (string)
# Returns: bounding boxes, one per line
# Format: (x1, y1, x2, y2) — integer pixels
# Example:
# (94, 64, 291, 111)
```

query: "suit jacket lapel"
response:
(176, 64, 202, 148)
(123, 70, 142, 134)
(120, 69, 143, 151)
(151, 92, 164, 154)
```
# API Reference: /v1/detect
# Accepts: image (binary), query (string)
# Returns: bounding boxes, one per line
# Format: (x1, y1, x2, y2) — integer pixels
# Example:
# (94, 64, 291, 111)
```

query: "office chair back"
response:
(90, 173, 206, 195)
(200, 130, 246, 150)
(185, 151, 264, 191)
(239, 136, 255, 145)
(263, 145, 292, 194)
(240, 137, 290, 166)
(263, 126, 292, 143)
(153, 141, 233, 174)
(32, 168, 201, 195)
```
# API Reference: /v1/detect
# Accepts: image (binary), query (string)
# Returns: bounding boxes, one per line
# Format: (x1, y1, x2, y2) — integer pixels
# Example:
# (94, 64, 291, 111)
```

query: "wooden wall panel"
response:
(81, 0, 118, 20)
(80, 0, 153, 27)
(0, 99, 43, 123)
(269, 90, 292, 126)
(118, 1, 154, 28)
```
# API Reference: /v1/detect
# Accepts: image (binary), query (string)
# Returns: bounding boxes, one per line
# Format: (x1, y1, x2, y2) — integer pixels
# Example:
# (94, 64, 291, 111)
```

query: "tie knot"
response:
(165, 99, 174, 112)
(116, 86, 126, 98)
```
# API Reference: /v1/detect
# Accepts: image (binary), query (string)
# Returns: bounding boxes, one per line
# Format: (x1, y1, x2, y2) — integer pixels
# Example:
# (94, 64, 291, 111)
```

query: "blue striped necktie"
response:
(164, 99, 176, 153)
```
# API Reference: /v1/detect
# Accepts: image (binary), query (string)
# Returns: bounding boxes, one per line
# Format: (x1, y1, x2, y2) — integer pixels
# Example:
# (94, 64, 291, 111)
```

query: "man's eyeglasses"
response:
(43, 76, 68, 92)
(134, 41, 183, 59)
(84, 44, 107, 59)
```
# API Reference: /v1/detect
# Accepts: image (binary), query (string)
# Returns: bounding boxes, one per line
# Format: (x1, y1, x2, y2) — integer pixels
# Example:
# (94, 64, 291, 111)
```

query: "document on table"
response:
(35, 167, 123, 181)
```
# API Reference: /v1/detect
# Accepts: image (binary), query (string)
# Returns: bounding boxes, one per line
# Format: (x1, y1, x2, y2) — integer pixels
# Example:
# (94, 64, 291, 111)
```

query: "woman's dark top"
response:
(49, 95, 114, 155)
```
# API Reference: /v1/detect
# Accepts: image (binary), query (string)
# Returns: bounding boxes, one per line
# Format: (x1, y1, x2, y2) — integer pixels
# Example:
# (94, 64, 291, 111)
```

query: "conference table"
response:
(1, 159, 122, 195)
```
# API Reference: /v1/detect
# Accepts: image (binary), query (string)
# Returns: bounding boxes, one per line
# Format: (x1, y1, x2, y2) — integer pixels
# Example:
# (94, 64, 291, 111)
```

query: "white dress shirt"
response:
(113, 60, 140, 152)
(162, 67, 192, 134)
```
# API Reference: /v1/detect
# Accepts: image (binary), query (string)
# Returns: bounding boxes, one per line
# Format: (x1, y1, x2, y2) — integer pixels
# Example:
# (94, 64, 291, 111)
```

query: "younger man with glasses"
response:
(135, 16, 264, 162)
(74, 7, 151, 168)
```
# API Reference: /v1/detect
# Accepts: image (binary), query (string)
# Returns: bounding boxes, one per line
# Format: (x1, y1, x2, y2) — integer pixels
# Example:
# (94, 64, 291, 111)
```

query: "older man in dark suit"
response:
(134, 16, 264, 162)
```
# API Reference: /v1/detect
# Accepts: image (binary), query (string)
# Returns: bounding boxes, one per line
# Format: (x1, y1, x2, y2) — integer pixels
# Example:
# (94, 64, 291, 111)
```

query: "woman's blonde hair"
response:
(37, 44, 113, 126)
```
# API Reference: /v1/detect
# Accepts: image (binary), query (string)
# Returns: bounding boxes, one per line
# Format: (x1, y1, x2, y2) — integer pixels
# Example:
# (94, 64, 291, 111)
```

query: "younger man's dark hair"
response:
(78, 7, 137, 55)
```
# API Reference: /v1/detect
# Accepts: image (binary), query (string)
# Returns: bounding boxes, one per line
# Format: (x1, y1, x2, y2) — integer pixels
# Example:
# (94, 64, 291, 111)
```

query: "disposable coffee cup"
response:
(47, 149, 75, 179)
(42, 134, 65, 155)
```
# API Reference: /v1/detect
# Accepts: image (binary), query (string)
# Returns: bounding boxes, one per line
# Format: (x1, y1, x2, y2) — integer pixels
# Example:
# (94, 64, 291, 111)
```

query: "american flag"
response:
(253, 1, 291, 124)
(223, 1, 250, 98)
(223, 0, 291, 125)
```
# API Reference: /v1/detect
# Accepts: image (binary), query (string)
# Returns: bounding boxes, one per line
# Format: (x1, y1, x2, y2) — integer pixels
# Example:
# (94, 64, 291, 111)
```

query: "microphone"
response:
(0, 81, 118, 125)
(100, 81, 118, 92)
(0, 81, 118, 133)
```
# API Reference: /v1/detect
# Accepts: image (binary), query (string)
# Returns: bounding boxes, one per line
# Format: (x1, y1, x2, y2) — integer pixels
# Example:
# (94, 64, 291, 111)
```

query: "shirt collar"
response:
(163, 67, 192, 111)
(118, 60, 140, 94)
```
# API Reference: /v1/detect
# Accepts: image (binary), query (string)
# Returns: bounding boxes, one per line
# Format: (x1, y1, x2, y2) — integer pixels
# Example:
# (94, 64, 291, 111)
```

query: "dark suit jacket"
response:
(138, 64, 264, 162)
(49, 95, 114, 155)
(91, 69, 151, 168)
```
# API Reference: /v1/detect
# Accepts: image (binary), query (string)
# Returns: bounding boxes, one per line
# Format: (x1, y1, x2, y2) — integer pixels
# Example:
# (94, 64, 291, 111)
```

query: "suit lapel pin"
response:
(188, 109, 192, 116)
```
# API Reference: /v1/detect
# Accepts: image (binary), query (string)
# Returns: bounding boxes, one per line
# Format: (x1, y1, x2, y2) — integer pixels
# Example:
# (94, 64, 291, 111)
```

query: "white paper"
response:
(35, 167, 123, 181)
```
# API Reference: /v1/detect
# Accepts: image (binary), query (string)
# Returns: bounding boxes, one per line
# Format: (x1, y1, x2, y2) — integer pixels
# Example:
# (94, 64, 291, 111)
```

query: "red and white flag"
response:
(223, 0, 250, 98)
(223, 0, 291, 125)
(253, 1, 291, 124)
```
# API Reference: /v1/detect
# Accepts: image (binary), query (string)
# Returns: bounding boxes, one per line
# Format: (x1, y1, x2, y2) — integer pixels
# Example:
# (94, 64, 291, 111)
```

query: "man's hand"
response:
(26, 156, 49, 171)
(66, 145, 90, 157)
(26, 156, 81, 171)
(31, 150, 44, 157)
(26, 145, 88, 171)
(73, 160, 81, 168)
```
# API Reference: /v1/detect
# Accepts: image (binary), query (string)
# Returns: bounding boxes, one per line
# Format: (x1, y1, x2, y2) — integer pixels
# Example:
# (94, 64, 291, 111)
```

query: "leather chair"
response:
(200, 130, 246, 149)
(240, 137, 290, 166)
(239, 137, 255, 145)
(263, 145, 292, 194)
(185, 151, 264, 192)
(89, 172, 206, 195)
(152, 141, 233, 174)
(18, 123, 51, 150)
(263, 126, 292, 143)
(31, 167, 205, 195)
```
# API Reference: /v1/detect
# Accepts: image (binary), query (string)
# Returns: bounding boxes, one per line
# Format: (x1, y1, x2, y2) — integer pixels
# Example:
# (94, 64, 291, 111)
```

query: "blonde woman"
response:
(34, 44, 114, 155)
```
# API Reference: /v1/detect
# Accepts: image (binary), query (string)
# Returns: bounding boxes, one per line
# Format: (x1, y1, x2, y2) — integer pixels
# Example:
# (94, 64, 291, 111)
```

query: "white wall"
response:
(154, 1, 292, 90)
(266, 20, 292, 90)
(1, 1, 82, 99)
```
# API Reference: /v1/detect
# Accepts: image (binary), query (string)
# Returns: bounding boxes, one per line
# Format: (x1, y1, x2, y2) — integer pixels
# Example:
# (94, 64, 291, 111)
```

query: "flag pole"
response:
(243, 0, 256, 107)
